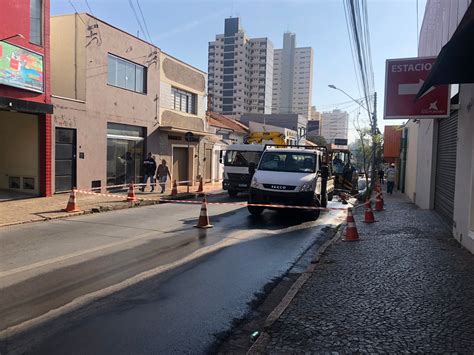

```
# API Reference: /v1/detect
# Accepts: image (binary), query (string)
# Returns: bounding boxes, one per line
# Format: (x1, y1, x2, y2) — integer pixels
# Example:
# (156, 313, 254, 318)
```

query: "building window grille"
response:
(172, 87, 197, 114)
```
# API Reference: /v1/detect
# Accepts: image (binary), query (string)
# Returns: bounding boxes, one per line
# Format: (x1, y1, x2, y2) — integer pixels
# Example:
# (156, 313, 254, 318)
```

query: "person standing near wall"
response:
(157, 160, 172, 194)
(386, 163, 397, 195)
(141, 153, 157, 192)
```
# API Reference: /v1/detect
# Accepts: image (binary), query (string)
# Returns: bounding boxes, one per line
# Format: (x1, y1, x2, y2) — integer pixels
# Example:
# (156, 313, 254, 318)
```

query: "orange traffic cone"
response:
(127, 182, 138, 202)
(343, 208, 359, 241)
(171, 180, 178, 196)
(197, 177, 203, 193)
(374, 191, 384, 211)
(64, 189, 80, 212)
(363, 198, 377, 223)
(194, 197, 213, 229)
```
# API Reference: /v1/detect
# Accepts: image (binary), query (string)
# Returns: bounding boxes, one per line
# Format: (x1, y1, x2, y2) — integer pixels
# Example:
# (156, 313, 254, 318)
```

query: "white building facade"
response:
(320, 109, 349, 143)
(406, 0, 474, 253)
(272, 33, 313, 119)
(208, 17, 273, 117)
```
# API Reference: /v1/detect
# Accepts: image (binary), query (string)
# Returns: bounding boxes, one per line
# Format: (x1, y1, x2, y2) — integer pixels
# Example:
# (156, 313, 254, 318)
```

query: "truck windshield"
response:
(224, 150, 262, 167)
(258, 152, 316, 173)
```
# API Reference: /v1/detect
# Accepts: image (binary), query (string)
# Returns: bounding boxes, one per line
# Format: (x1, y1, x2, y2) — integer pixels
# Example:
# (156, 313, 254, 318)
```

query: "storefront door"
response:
(55, 128, 77, 192)
(205, 148, 212, 183)
(172, 147, 189, 185)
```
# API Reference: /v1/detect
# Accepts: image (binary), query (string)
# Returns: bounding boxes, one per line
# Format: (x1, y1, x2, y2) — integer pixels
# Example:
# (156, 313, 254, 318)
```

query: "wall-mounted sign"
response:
(0, 41, 44, 93)
(384, 56, 450, 119)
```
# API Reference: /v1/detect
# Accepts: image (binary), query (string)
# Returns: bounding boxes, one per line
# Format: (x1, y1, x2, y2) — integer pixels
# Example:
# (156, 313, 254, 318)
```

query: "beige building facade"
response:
(51, 14, 209, 192)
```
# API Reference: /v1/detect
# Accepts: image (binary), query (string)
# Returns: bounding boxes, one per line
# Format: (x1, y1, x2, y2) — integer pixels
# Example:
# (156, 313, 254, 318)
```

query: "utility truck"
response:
(221, 144, 265, 197)
(247, 145, 330, 219)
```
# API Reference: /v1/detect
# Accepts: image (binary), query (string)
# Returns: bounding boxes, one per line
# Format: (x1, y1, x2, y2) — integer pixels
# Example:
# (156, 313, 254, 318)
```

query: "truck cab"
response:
(222, 144, 265, 197)
(248, 145, 328, 219)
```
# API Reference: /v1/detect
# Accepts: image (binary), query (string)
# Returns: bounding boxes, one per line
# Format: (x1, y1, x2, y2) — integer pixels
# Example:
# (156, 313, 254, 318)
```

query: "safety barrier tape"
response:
(159, 199, 365, 212)
(75, 189, 368, 211)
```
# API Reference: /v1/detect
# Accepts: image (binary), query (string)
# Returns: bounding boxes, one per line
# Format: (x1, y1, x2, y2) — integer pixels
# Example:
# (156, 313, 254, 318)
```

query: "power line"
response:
(68, 0, 86, 24)
(135, 0, 153, 43)
(128, 0, 147, 42)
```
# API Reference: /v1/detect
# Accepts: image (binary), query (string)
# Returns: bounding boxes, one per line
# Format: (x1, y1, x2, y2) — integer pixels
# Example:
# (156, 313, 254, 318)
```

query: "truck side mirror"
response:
(219, 158, 223, 164)
(321, 165, 329, 179)
(249, 162, 256, 175)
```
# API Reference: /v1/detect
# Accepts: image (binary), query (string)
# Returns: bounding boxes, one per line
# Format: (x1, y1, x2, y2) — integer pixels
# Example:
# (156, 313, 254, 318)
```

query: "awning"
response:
(417, 2, 474, 99)
(158, 126, 216, 137)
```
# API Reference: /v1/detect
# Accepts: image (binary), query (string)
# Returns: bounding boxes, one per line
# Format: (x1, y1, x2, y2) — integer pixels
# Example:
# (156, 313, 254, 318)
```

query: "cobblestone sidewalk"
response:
(262, 193, 474, 353)
(0, 183, 223, 227)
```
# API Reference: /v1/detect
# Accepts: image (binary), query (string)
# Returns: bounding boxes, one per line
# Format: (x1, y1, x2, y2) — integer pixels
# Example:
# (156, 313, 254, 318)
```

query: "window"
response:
(172, 87, 197, 114)
(30, 0, 42, 45)
(108, 54, 147, 93)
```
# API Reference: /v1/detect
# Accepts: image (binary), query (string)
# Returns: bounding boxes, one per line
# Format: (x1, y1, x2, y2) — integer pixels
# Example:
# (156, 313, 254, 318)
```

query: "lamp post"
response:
(328, 84, 378, 190)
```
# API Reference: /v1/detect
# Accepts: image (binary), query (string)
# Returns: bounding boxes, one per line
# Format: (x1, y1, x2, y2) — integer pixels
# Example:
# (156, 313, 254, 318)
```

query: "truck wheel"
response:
(228, 190, 238, 197)
(328, 191, 334, 201)
(309, 198, 321, 220)
(248, 206, 264, 216)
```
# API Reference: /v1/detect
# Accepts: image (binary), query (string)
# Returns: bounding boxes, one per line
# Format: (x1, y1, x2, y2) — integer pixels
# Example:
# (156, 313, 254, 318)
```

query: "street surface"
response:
(0, 193, 345, 354)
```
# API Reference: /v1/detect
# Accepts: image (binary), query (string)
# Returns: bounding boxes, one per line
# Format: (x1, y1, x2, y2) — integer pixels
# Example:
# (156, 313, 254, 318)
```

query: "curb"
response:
(247, 224, 345, 354)
(0, 191, 226, 229)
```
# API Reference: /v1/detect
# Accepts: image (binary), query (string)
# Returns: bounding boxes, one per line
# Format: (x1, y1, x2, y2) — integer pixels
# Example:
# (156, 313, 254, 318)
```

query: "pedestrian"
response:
(386, 163, 397, 195)
(140, 153, 157, 192)
(378, 168, 385, 185)
(157, 159, 172, 194)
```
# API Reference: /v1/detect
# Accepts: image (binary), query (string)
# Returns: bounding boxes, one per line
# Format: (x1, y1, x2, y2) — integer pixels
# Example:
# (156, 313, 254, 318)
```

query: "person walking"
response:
(378, 168, 385, 185)
(157, 159, 172, 194)
(140, 153, 157, 192)
(386, 163, 397, 195)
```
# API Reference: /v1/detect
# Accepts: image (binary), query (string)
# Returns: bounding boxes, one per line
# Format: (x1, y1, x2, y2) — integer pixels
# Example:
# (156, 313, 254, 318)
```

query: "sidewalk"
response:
(0, 183, 223, 227)
(258, 193, 474, 353)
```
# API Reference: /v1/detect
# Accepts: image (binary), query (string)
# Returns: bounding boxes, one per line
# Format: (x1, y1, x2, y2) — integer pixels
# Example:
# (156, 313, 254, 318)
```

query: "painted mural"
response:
(0, 41, 44, 93)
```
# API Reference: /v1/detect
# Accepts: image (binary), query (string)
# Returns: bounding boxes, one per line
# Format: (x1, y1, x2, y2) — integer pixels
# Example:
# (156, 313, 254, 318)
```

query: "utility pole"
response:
(371, 92, 378, 190)
(206, 94, 213, 115)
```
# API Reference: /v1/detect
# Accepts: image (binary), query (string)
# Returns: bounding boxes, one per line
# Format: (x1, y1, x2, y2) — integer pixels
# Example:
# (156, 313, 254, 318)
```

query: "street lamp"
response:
(328, 84, 378, 191)
(328, 84, 371, 116)
(0, 34, 25, 42)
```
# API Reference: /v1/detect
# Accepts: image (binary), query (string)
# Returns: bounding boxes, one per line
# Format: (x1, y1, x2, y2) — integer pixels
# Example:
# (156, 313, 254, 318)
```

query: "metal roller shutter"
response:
(434, 111, 458, 225)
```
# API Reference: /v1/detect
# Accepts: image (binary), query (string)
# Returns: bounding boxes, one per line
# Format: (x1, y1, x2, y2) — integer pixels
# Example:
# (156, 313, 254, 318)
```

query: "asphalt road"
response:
(0, 193, 345, 354)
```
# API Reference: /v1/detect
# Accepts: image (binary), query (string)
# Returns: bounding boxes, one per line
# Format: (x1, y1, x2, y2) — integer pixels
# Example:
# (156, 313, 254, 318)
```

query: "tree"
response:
(351, 110, 383, 198)
(307, 135, 327, 147)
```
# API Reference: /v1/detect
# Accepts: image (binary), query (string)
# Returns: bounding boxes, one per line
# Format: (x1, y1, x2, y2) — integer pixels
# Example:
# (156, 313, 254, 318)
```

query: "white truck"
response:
(247, 145, 329, 219)
(222, 144, 265, 197)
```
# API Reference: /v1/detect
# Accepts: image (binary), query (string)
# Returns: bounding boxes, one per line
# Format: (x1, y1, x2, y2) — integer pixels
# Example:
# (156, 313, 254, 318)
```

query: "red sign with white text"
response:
(384, 57, 450, 119)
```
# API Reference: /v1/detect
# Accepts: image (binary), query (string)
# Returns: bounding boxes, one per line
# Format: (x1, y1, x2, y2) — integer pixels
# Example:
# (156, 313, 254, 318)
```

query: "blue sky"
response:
(52, 0, 426, 140)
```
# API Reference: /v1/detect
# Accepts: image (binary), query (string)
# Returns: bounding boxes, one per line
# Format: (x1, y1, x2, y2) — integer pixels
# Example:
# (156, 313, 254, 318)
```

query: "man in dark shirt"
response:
(141, 152, 157, 192)
(157, 159, 172, 193)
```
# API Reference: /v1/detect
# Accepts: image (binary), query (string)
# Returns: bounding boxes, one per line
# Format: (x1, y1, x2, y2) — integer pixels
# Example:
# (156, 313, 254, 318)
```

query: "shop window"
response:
(108, 54, 147, 94)
(106, 123, 145, 187)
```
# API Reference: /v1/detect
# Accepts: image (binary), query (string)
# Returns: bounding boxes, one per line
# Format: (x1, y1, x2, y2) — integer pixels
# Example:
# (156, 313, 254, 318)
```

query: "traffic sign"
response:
(384, 56, 450, 119)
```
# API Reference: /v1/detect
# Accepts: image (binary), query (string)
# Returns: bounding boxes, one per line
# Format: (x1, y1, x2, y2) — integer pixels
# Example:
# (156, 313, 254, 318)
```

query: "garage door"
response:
(434, 112, 458, 226)
(172, 147, 189, 185)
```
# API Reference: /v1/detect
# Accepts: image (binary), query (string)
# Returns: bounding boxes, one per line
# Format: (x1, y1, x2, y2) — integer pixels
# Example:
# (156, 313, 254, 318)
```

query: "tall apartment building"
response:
(320, 109, 349, 143)
(272, 32, 313, 119)
(208, 17, 273, 117)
